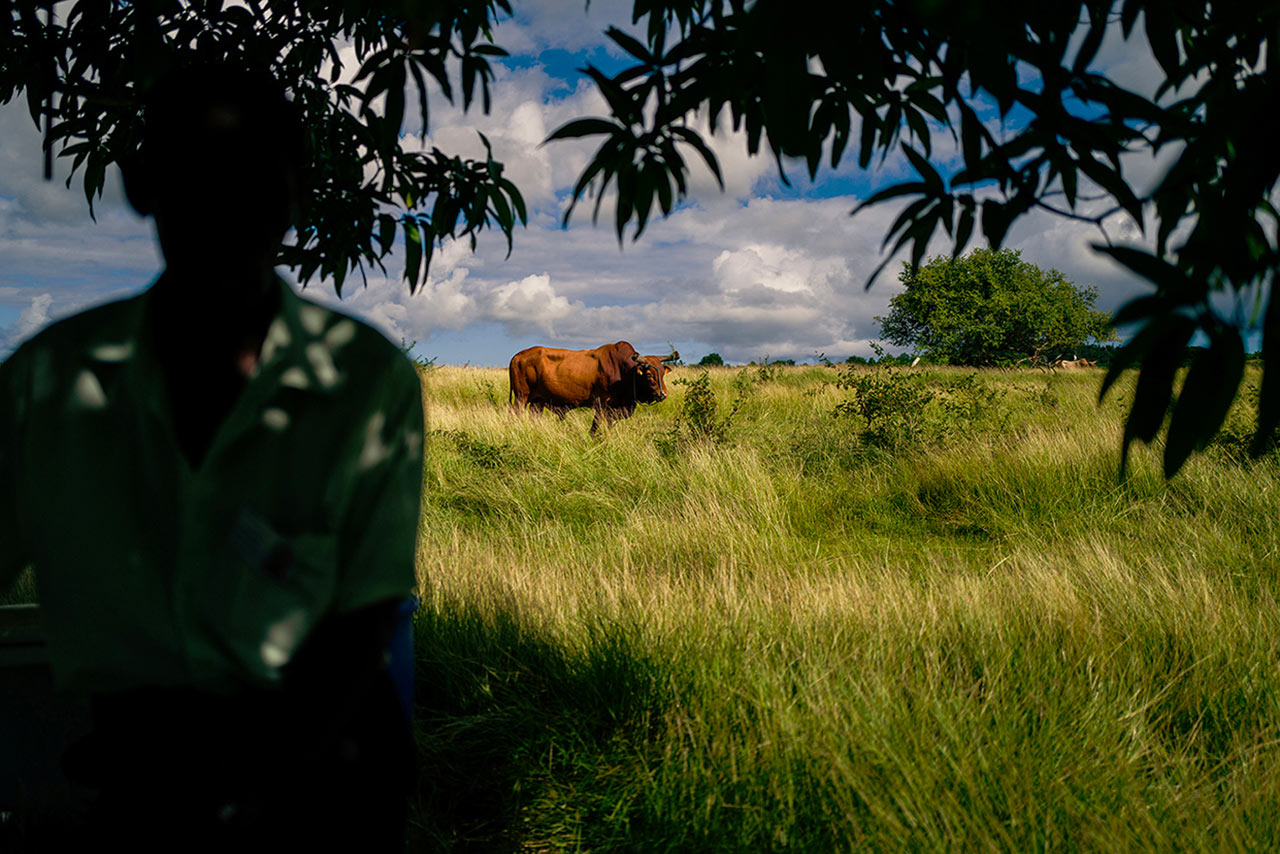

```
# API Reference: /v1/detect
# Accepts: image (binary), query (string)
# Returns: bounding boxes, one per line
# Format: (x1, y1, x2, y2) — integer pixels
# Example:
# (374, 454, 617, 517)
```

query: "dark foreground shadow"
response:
(407, 597, 668, 852)
(0, 606, 92, 853)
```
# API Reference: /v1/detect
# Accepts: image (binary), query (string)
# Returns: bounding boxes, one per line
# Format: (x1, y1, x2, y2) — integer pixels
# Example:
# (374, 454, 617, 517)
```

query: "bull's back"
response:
(509, 345, 610, 407)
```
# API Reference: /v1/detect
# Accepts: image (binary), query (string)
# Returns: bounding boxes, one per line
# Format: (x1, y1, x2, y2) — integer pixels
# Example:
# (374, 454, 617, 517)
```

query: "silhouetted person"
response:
(0, 66, 424, 850)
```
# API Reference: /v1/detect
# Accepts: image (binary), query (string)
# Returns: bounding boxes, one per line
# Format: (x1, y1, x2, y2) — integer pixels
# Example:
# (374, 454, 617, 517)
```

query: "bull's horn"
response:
(661, 351, 680, 363)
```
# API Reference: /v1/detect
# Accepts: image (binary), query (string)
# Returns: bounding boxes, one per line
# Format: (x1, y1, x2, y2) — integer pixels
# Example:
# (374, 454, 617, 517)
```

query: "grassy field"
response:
(408, 363, 1280, 851)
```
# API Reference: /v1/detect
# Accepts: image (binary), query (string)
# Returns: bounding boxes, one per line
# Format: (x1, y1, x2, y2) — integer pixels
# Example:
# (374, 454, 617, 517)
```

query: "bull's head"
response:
(632, 351, 676, 403)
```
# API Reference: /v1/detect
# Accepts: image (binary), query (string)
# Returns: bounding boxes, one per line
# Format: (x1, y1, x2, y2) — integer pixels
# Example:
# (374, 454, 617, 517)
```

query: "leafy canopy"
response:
(879, 249, 1115, 367)
(1, 0, 526, 296)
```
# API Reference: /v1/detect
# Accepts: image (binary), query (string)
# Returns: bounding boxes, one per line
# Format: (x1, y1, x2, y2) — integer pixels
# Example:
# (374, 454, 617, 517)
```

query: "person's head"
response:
(123, 64, 305, 275)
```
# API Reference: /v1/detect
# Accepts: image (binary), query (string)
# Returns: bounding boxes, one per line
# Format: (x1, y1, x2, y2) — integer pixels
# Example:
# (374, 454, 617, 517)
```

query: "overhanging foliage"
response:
(553, 0, 1279, 476)
(0, 0, 527, 296)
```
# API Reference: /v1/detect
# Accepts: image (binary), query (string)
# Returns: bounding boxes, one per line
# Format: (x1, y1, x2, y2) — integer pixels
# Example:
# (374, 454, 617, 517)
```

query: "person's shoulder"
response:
(286, 288, 419, 389)
(2, 294, 144, 379)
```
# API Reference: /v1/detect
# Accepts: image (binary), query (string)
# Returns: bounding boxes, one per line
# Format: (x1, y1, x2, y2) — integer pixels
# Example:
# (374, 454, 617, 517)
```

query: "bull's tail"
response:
(508, 359, 525, 412)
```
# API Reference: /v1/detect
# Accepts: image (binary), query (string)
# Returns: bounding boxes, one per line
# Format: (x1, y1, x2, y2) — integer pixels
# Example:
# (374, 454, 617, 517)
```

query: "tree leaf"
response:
(605, 26, 653, 64)
(1077, 154, 1144, 226)
(671, 125, 723, 189)
(981, 199, 1015, 248)
(1118, 313, 1197, 477)
(545, 117, 626, 142)
(1165, 323, 1244, 476)
(901, 143, 942, 192)
(1094, 246, 1194, 298)
(404, 217, 423, 293)
(851, 181, 928, 217)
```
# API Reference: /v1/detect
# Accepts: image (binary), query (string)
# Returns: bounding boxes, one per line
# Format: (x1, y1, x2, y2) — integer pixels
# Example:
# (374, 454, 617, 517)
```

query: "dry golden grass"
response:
(409, 364, 1280, 851)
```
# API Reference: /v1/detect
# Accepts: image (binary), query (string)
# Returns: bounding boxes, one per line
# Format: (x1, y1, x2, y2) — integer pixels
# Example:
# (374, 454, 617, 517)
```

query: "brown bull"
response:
(509, 341, 677, 433)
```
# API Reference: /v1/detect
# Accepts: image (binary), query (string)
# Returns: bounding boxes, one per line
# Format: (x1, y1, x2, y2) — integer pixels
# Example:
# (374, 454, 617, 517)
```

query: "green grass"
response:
(409, 364, 1280, 851)
(7, 363, 1276, 850)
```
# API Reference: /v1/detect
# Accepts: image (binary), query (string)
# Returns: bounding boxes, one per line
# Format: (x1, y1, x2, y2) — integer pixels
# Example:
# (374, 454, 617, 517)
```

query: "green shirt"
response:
(0, 278, 424, 695)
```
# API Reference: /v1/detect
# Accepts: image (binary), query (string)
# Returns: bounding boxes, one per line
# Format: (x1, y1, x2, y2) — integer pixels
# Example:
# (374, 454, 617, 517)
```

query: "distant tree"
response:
(697, 353, 724, 366)
(879, 249, 1115, 367)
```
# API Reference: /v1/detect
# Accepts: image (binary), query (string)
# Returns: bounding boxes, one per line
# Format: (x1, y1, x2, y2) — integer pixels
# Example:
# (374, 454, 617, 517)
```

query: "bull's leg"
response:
(590, 403, 608, 434)
(591, 405, 629, 434)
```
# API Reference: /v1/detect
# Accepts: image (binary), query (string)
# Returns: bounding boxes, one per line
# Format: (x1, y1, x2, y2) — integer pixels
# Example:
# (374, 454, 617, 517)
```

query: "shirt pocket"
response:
(221, 507, 340, 680)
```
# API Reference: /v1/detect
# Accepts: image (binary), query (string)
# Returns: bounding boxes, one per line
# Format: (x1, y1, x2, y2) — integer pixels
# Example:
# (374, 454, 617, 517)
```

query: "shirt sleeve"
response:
(332, 356, 425, 613)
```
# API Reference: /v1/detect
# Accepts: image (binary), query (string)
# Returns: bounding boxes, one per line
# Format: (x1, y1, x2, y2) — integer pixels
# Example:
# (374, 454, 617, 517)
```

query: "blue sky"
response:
(0, 2, 1175, 366)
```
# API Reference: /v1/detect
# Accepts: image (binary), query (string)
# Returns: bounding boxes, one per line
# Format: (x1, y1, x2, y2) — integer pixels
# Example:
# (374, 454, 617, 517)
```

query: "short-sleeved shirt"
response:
(0, 277, 424, 696)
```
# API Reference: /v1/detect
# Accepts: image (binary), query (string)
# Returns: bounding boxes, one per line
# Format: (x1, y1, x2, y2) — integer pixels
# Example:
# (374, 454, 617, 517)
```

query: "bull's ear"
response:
(662, 365, 671, 375)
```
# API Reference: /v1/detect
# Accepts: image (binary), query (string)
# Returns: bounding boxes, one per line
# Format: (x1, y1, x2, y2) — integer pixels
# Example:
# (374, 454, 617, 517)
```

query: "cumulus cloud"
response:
(487, 273, 583, 336)
(309, 191, 934, 365)
(0, 98, 134, 226)
(1, 292, 57, 354)
(17, 292, 54, 334)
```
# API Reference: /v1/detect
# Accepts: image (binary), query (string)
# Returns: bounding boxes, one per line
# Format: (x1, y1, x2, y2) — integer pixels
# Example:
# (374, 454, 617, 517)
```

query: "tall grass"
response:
(409, 365, 1280, 851)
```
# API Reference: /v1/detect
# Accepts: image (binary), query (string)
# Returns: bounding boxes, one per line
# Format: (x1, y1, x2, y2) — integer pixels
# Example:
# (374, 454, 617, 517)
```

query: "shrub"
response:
(754, 357, 781, 384)
(431, 429, 525, 469)
(832, 367, 1011, 452)
(658, 371, 742, 456)
(833, 367, 935, 451)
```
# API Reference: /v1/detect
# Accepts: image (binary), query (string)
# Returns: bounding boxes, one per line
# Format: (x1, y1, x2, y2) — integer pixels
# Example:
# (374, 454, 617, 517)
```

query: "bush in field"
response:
(939, 373, 1012, 438)
(834, 367, 935, 450)
(658, 371, 741, 455)
(833, 366, 1011, 452)
(753, 357, 782, 384)
(732, 367, 758, 400)
(697, 353, 724, 367)
(431, 429, 525, 469)
(478, 378, 503, 407)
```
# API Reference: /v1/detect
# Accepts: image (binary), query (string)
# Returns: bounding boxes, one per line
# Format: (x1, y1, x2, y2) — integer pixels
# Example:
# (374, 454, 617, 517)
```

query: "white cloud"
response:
(486, 273, 583, 336)
(17, 292, 53, 332)
(0, 99, 133, 225)
(1, 292, 58, 354)
(308, 193, 931, 364)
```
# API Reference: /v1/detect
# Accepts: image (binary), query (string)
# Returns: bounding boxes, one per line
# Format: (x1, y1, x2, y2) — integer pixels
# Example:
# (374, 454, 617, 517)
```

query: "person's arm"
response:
(280, 596, 405, 738)
(0, 354, 30, 596)
(282, 357, 424, 739)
